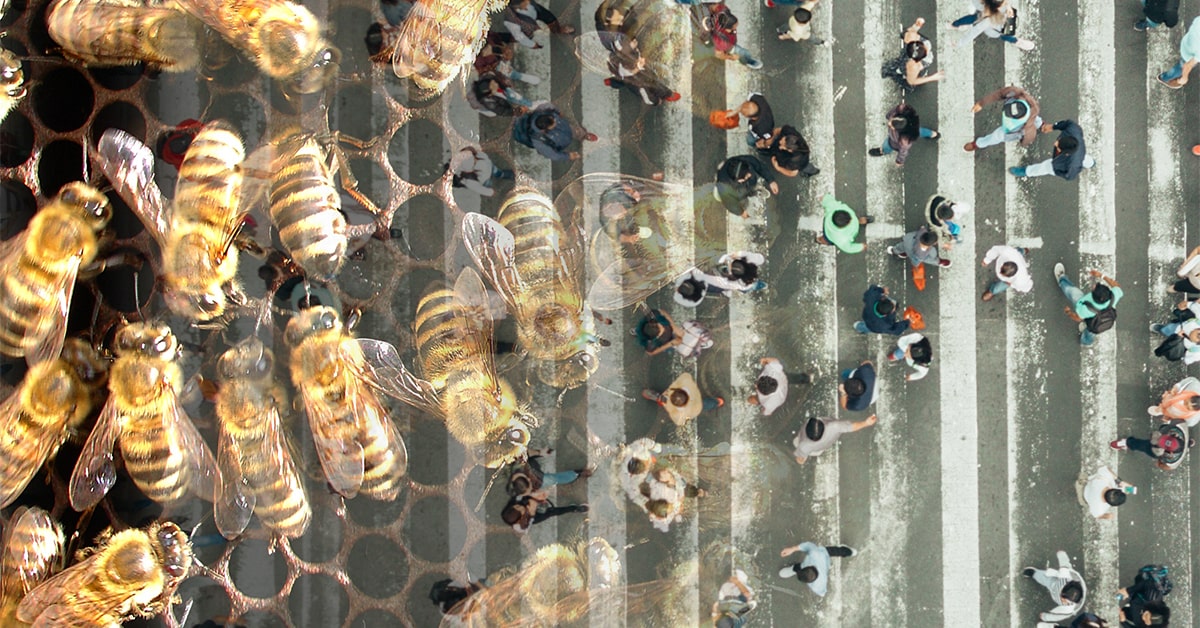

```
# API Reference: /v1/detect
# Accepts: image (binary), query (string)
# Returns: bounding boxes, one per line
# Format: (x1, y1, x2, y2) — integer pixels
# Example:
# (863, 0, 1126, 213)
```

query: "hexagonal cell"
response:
(386, 118, 449, 186)
(329, 7, 375, 77)
(143, 70, 208, 123)
(345, 484, 406, 527)
(0, 109, 35, 167)
(394, 194, 449, 261)
(27, 1, 55, 56)
(347, 534, 408, 599)
(351, 609, 407, 628)
(94, 249, 153, 314)
(33, 67, 93, 132)
(404, 408, 464, 488)
(288, 502, 345, 565)
(0, 179, 36, 239)
(203, 92, 267, 150)
(37, 140, 84, 197)
(174, 576, 231, 627)
(237, 610, 289, 628)
(90, 101, 146, 146)
(408, 572, 456, 626)
(228, 538, 290, 599)
(89, 65, 143, 91)
(288, 573, 349, 626)
(405, 494, 466, 563)
(470, 530, 525, 578)
(329, 83, 390, 146)
(337, 239, 394, 302)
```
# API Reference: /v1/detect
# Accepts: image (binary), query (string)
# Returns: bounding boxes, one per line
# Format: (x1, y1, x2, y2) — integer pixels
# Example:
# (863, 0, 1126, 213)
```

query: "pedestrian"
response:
(778, 542, 858, 597)
(723, 92, 775, 148)
(981, 245, 1033, 301)
(674, 319, 715, 359)
(639, 467, 703, 532)
(1111, 423, 1194, 471)
(506, 447, 593, 497)
(1119, 565, 1173, 610)
(854, 284, 911, 335)
(887, 225, 952, 268)
(777, 3, 826, 45)
(717, 251, 767, 290)
(1067, 613, 1109, 628)
(713, 155, 778, 218)
(949, 0, 1036, 51)
(925, 194, 971, 248)
(747, 357, 810, 416)
(603, 37, 680, 105)
(447, 147, 514, 197)
(633, 308, 683, 356)
(708, 4, 763, 69)
(710, 569, 757, 628)
(501, 490, 587, 534)
(512, 103, 597, 161)
(1157, 15, 1200, 88)
(1054, 265, 1122, 346)
(595, 3, 634, 52)
(620, 437, 660, 504)
(1135, 0, 1180, 30)
(869, 103, 940, 166)
(1170, 245, 1200, 294)
(429, 578, 487, 616)
(1147, 377, 1200, 426)
(473, 32, 541, 86)
(467, 74, 530, 117)
(1119, 599, 1170, 627)
(503, 0, 575, 50)
(965, 85, 1041, 152)
(888, 333, 932, 381)
(1010, 120, 1095, 180)
(1075, 465, 1135, 520)
(642, 371, 725, 427)
(762, 125, 820, 177)
(674, 267, 760, 307)
(599, 178, 655, 244)
(1150, 303, 1200, 365)
(839, 360, 877, 411)
(1022, 551, 1087, 625)
(792, 415, 877, 464)
(880, 17, 944, 91)
(815, 193, 872, 253)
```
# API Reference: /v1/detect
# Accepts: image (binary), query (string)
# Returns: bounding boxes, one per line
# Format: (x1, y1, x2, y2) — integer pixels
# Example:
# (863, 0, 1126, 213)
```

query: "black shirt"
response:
(747, 93, 775, 142)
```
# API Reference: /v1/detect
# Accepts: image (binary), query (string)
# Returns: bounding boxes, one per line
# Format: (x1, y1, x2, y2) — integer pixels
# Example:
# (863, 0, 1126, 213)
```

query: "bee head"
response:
(218, 338, 273, 380)
(0, 49, 23, 93)
(152, 522, 193, 585)
(483, 420, 530, 468)
(58, 182, 112, 231)
(292, 45, 340, 95)
(115, 323, 179, 359)
(285, 305, 341, 344)
(163, 288, 226, 321)
(59, 338, 110, 387)
(537, 347, 600, 389)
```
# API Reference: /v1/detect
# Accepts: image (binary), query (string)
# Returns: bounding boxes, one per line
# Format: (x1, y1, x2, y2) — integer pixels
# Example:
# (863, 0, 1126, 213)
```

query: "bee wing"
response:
(0, 230, 28, 269)
(213, 428, 254, 539)
(239, 139, 282, 218)
(356, 338, 442, 418)
(15, 551, 104, 625)
(299, 388, 365, 498)
(391, 2, 441, 79)
(25, 257, 79, 367)
(68, 397, 122, 511)
(460, 212, 524, 316)
(168, 394, 220, 504)
(0, 390, 48, 509)
(0, 507, 62, 597)
(95, 128, 171, 244)
(451, 268, 502, 390)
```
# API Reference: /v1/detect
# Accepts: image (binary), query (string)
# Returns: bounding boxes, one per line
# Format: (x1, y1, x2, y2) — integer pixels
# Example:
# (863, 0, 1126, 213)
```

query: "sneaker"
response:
(844, 546, 858, 557)
(714, 397, 726, 408)
(853, 320, 869, 334)
(576, 467, 595, 479)
(928, 130, 941, 140)
(862, 215, 876, 224)
(1110, 439, 1128, 451)
(938, 258, 952, 268)
(641, 389, 660, 402)
(1014, 38, 1035, 51)
(963, 141, 977, 152)
(796, 373, 812, 384)
(665, 92, 682, 102)
(518, 73, 541, 85)
(745, 59, 763, 70)
(583, 132, 599, 142)
(886, 245, 896, 256)
(1158, 75, 1184, 89)
(603, 78, 615, 87)
(1134, 19, 1149, 31)
(1148, 405, 1163, 417)
(981, 290, 994, 302)
(868, 148, 884, 157)
(1053, 262, 1066, 283)
(1022, 567, 1036, 578)
(764, 0, 775, 6)
(778, 566, 796, 579)
(573, 504, 589, 513)
(1150, 324, 1164, 334)
(1009, 166, 1027, 178)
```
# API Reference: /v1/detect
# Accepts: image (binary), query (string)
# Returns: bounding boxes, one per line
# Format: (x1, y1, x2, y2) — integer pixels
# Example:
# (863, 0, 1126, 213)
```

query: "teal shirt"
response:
(1074, 285, 1124, 319)
(821, 194, 864, 254)
(1182, 16, 1200, 61)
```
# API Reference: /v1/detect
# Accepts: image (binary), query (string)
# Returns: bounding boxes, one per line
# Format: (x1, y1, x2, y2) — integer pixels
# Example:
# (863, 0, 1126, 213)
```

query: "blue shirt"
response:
(1182, 16, 1200, 61)
(844, 363, 876, 411)
(796, 542, 831, 596)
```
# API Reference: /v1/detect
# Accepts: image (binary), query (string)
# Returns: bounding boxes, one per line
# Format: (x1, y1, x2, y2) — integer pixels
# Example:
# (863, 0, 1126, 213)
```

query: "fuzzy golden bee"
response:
(285, 306, 409, 500)
(0, 507, 63, 624)
(390, 0, 506, 93)
(462, 190, 601, 389)
(267, 133, 349, 282)
(0, 339, 108, 509)
(213, 337, 311, 538)
(17, 521, 192, 627)
(0, 183, 111, 362)
(0, 47, 24, 126)
(69, 323, 219, 511)
(97, 124, 246, 322)
(175, 0, 338, 92)
(46, 0, 203, 72)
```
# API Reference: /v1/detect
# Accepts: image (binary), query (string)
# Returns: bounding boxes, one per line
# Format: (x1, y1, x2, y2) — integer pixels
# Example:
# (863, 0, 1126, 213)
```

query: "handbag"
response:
(709, 110, 740, 130)
(1000, 9, 1018, 37)
(902, 305, 926, 330)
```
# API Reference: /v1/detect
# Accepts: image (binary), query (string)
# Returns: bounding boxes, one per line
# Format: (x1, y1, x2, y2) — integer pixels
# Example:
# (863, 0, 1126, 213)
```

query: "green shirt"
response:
(821, 194, 863, 254)
(1074, 284, 1124, 319)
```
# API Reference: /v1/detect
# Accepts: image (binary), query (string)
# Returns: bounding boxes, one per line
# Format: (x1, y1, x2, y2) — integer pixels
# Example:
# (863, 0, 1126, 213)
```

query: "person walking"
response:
(981, 245, 1033, 301)
(717, 251, 766, 290)
(503, 0, 575, 49)
(869, 103, 940, 166)
(949, 0, 1036, 51)
(880, 17, 944, 91)
(710, 569, 757, 628)
(501, 491, 587, 534)
(512, 103, 597, 161)
(854, 284, 911, 335)
(887, 225, 951, 268)
(448, 146, 513, 197)
(747, 357, 810, 416)
(1168, 245, 1200, 294)
(1150, 302, 1200, 365)
(925, 194, 971, 248)
(792, 415, 877, 464)
(603, 37, 680, 105)
(1157, 14, 1200, 87)
(1134, 0, 1180, 31)
(839, 360, 877, 411)
(1148, 376, 1200, 426)
(1010, 120, 1095, 180)
(888, 333, 932, 381)
(1022, 551, 1087, 625)
(723, 93, 775, 148)
(709, 4, 763, 69)
(965, 85, 1041, 152)
(815, 193, 872, 253)
(714, 155, 778, 218)
(1111, 424, 1194, 470)
(1054, 264, 1122, 346)
(777, 2, 826, 45)
(778, 542, 858, 597)
(762, 125, 819, 177)
(1075, 465, 1135, 520)
(507, 447, 592, 497)
(642, 371, 725, 427)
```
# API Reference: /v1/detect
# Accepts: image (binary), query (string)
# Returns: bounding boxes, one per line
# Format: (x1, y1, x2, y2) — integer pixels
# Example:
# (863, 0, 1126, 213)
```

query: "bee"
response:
(0, 339, 109, 509)
(0, 507, 64, 624)
(69, 323, 219, 511)
(213, 337, 311, 538)
(0, 47, 24, 126)
(0, 183, 111, 362)
(284, 306, 409, 500)
(46, 0, 204, 72)
(97, 124, 245, 322)
(462, 190, 600, 389)
(390, 0, 506, 93)
(267, 133, 349, 282)
(17, 521, 192, 627)
(175, 0, 338, 93)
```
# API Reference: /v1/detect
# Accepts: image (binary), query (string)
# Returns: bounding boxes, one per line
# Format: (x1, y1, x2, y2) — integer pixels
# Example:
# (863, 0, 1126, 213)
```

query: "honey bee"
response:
(16, 521, 192, 627)
(212, 337, 311, 538)
(0, 507, 64, 624)
(0, 339, 109, 509)
(69, 323, 219, 511)
(96, 124, 246, 322)
(175, 0, 339, 93)
(46, 0, 204, 72)
(0, 183, 111, 362)
(267, 133, 349, 282)
(0, 47, 24, 125)
(461, 190, 600, 389)
(284, 306, 409, 500)
(390, 0, 506, 93)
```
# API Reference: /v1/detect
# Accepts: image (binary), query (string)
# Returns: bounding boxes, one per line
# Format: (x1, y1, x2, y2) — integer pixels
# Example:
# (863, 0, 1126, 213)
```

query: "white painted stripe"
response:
(1007, 236, 1044, 250)
(513, 25, 553, 195)
(936, 0, 981, 623)
(796, 215, 906, 240)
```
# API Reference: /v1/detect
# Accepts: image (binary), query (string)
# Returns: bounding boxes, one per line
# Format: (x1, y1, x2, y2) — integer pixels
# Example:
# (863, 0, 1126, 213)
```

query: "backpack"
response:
(1134, 565, 1173, 601)
(512, 115, 535, 148)
(1084, 302, 1117, 333)
(1155, 333, 1187, 361)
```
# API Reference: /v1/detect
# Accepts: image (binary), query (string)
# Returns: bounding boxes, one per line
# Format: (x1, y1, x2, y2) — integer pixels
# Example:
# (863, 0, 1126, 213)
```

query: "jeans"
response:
(1140, 0, 1161, 27)
(731, 44, 759, 67)
(1160, 59, 1187, 82)
(975, 116, 1043, 148)
(1025, 155, 1095, 178)
(702, 397, 721, 410)
(988, 280, 1009, 295)
(1157, 322, 1182, 337)
(1058, 277, 1095, 345)
(880, 128, 934, 153)
(532, 503, 583, 525)
(1125, 436, 1158, 460)
(541, 470, 580, 487)
(745, 130, 758, 147)
(952, 13, 977, 27)
(853, 320, 869, 334)
(889, 347, 905, 361)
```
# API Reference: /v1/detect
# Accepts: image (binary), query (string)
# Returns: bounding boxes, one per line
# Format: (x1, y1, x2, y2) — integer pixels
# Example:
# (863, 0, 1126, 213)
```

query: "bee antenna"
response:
(132, 269, 144, 321)
(472, 466, 506, 513)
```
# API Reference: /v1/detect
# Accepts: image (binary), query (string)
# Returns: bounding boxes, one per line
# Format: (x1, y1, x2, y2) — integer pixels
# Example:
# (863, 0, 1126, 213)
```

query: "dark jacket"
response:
(884, 103, 921, 165)
(715, 155, 774, 214)
(765, 125, 812, 173)
(1049, 119, 1088, 181)
(1144, 0, 1180, 27)
(860, 285, 911, 335)
(746, 93, 775, 143)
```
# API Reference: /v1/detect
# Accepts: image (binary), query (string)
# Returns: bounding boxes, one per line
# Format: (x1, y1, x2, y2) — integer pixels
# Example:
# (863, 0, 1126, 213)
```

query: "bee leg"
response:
(324, 137, 384, 216)
(78, 250, 143, 281)
(591, 309, 614, 325)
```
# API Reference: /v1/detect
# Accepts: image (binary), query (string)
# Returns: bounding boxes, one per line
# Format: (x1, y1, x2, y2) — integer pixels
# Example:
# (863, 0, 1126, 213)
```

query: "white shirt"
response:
(754, 359, 788, 416)
(897, 333, 930, 381)
(1082, 466, 1119, 518)
(621, 438, 660, 508)
(451, 149, 495, 197)
(792, 418, 855, 459)
(982, 245, 1032, 292)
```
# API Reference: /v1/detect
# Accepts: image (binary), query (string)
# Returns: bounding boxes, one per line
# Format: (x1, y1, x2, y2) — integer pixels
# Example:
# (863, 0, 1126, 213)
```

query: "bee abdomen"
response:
(0, 259, 64, 356)
(175, 125, 245, 229)
(121, 422, 191, 504)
